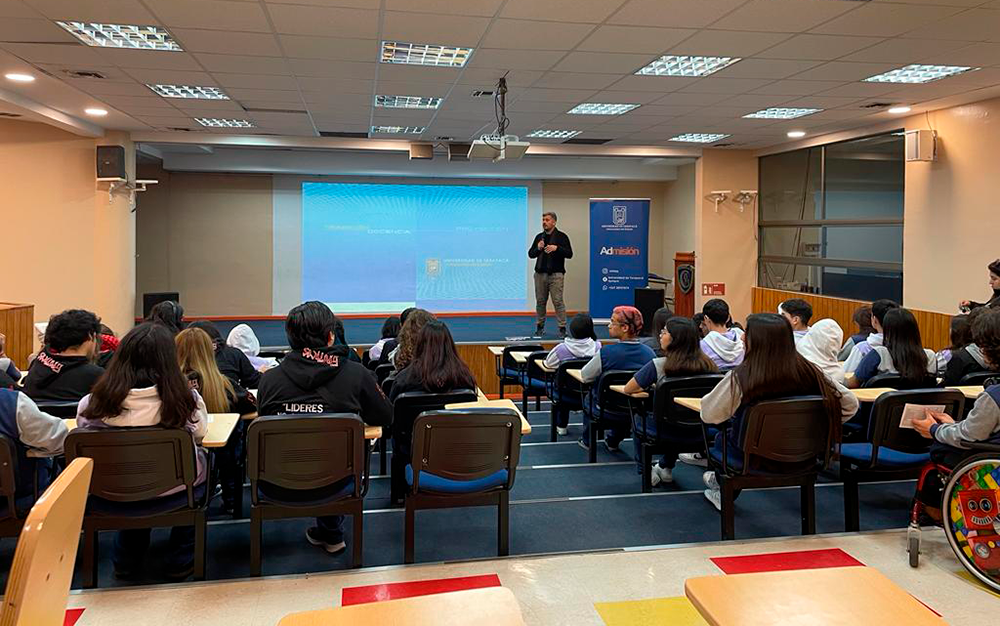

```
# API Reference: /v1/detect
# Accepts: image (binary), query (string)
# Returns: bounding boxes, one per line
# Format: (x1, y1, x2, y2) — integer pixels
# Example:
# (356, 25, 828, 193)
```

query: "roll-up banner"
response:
(589, 198, 650, 319)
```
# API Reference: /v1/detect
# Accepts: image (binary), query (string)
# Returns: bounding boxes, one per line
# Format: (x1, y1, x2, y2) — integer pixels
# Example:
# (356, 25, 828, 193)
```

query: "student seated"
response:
(842, 299, 898, 374)
(546, 313, 601, 436)
(333, 317, 362, 363)
(368, 315, 401, 367)
(391, 308, 436, 371)
(23, 309, 104, 403)
(97, 324, 119, 368)
(796, 319, 847, 385)
(188, 321, 261, 392)
(959, 258, 1000, 311)
(640, 307, 673, 355)
(146, 300, 186, 335)
(935, 314, 972, 375)
(0, 332, 21, 382)
(699, 299, 745, 371)
(693, 312, 707, 338)
(914, 308, 1000, 520)
(838, 305, 874, 361)
(76, 322, 209, 581)
(578, 306, 655, 452)
(700, 313, 859, 510)
(0, 387, 68, 497)
(227, 323, 278, 372)
(848, 308, 936, 388)
(256, 301, 391, 555)
(940, 307, 996, 385)
(778, 298, 813, 344)
(624, 316, 717, 485)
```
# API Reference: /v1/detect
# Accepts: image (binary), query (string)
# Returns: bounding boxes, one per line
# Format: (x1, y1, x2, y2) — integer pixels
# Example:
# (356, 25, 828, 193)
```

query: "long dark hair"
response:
(948, 314, 973, 352)
(882, 308, 929, 381)
(82, 323, 197, 429)
(409, 321, 475, 392)
(649, 307, 673, 339)
(853, 305, 874, 336)
(734, 314, 845, 460)
(380, 316, 401, 340)
(660, 317, 717, 375)
(147, 301, 185, 335)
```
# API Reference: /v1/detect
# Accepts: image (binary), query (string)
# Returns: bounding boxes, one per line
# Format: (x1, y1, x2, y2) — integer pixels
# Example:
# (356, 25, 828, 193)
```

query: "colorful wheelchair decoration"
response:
(942, 454, 1000, 592)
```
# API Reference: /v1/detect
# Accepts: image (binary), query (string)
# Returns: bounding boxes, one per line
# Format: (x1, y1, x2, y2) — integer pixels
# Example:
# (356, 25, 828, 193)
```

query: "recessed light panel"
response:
(380, 41, 472, 67)
(196, 118, 255, 128)
(147, 84, 229, 100)
(669, 133, 731, 143)
(4, 73, 34, 82)
(888, 106, 912, 114)
(56, 22, 182, 51)
(371, 125, 425, 134)
(863, 64, 975, 84)
(527, 129, 581, 139)
(743, 107, 821, 119)
(567, 103, 639, 115)
(374, 95, 442, 109)
(635, 55, 740, 77)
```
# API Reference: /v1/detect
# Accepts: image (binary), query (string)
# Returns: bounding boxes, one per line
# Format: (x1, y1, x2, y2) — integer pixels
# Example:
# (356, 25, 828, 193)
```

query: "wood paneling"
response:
(0, 303, 35, 370)
(456, 343, 558, 397)
(751, 288, 952, 352)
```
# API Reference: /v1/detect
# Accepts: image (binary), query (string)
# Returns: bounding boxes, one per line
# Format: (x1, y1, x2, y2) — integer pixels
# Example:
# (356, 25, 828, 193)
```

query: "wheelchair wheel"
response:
(942, 453, 1000, 593)
(908, 524, 921, 568)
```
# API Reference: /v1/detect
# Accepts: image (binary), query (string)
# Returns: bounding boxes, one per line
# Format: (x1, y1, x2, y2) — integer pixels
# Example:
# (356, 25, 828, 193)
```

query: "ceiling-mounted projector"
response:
(467, 134, 530, 161)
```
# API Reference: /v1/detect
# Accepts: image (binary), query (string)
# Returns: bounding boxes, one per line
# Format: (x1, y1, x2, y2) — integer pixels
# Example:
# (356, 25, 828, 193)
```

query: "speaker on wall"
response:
(97, 145, 126, 179)
(634, 287, 665, 337)
(143, 292, 179, 319)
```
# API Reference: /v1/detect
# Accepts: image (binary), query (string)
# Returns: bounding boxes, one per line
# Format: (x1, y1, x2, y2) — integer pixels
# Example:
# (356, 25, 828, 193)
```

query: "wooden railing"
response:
(0, 303, 34, 370)
(751, 288, 952, 351)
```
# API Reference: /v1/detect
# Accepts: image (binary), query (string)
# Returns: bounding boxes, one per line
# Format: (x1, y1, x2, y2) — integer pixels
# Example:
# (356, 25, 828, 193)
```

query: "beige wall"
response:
(662, 163, 696, 275)
(0, 119, 135, 339)
(694, 149, 759, 322)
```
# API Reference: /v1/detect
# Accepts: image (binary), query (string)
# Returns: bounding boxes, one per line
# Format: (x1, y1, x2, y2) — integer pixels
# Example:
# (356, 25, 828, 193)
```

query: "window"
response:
(758, 133, 903, 302)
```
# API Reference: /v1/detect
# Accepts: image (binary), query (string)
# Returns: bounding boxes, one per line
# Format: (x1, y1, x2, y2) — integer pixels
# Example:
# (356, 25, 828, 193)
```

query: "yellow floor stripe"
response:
(595, 596, 708, 626)
(953, 569, 1000, 599)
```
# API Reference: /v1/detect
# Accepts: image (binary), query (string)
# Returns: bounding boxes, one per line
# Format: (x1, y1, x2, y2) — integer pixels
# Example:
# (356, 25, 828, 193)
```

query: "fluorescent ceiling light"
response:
(56, 21, 182, 51)
(526, 129, 581, 139)
(669, 133, 730, 143)
(863, 64, 976, 84)
(567, 103, 639, 115)
(380, 41, 472, 67)
(743, 107, 821, 119)
(196, 117, 254, 128)
(371, 125, 425, 134)
(4, 73, 34, 82)
(888, 105, 912, 114)
(635, 55, 740, 77)
(787, 130, 806, 138)
(146, 84, 229, 100)
(84, 107, 108, 116)
(374, 95, 442, 109)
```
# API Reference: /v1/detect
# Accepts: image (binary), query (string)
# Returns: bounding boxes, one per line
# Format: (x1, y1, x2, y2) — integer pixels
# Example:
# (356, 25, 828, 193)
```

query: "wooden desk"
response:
(611, 384, 648, 399)
(537, 361, 555, 373)
(444, 398, 531, 435)
(488, 346, 505, 357)
(568, 369, 586, 384)
(851, 387, 896, 402)
(674, 397, 702, 412)
(685, 566, 946, 626)
(948, 385, 984, 400)
(277, 587, 525, 626)
(509, 351, 533, 364)
(64, 413, 241, 448)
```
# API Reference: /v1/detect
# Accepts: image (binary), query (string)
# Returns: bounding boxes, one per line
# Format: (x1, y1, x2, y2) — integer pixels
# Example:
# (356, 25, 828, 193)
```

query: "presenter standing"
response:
(529, 212, 573, 337)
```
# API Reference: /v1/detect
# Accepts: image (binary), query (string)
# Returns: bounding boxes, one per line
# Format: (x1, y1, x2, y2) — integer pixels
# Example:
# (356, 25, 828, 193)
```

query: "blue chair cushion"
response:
(521, 376, 547, 393)
(840, 443, 929, 468)
(405, 465, 508, 494)
(256, 477, 355, 507)
(499, 367, 522, 381)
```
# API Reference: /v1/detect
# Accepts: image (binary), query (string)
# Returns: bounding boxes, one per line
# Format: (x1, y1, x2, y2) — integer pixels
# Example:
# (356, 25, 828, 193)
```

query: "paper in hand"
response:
(900, 404, 946, 429)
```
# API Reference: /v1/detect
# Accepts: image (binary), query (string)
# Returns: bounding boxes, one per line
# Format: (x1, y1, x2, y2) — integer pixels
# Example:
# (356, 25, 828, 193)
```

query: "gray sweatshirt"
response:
(932, 391, 1000, 449)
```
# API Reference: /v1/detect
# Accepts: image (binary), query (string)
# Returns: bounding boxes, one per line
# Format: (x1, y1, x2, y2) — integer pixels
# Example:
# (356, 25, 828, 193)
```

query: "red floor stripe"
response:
(711, 548, 865, 574)
(341, 574, 502, 606)
(64, 608, 85, 626)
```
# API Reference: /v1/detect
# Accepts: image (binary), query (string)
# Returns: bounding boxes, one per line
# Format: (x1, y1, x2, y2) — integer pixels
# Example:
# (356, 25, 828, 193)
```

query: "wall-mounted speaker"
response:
(905, 129, 936, 162)
(97, 145, 126, 179)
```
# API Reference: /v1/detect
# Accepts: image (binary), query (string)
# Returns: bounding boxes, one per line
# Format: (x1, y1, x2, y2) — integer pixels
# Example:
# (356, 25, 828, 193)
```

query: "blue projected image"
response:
(301, 182, 528, 313)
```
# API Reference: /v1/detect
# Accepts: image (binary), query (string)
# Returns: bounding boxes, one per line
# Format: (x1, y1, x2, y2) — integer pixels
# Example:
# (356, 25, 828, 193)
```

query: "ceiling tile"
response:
(606, 74, 699, 92)
(24, 0, 156, 22)
(610, 0, 748, 29)
(755, 34, 884, 61)
(0, 1, 41, 18)
(264, 0, 380, 8)
(650, 91, 732, 106)
(781, 95, 867, 109)
(0, 18, 76, 43)
(303, 92, 372, 108)
(508, 100, 579, 113)
(668, 29, 792, 57)
(99, 49, 203, 70)
(122, 68, 217, 85)
(377, 64, 460, 83)
(532, 72, 624, 90)
(467, 49, 565, 71)
(629, 102, 705, 114)
(1, 42, 108, 65)
(811, 82, 898, 99)
(136, 115, 199, 127)
(212, 73, 300, 90)
(749, 79, 844, 95)
(297, 76, 374, 93)
(809, 3, 964, 37)
(713, 58, 822, 79)
(553, 51, 653, 74)
(717, 93, 798, 109)
(79, 82, 158, 97)
(384, 0, 504, 17)
(278, 36, 378, 62)
(172, 99, 246, 111)
(111, 105, 181, 116)
(500, 0, 625, 23)
(678, 77, 774, 94)
(227, 88, 303, 102)
(918, 42, 1000, 67)
(787, 61, 899, 81)
(903, 9, 1000, 42)
(457, 68, 543, 86)
(270, 5, 379, 38)
(710, 0, 859, 33)
(588, 90, 672, 104)
(194, 54, 290, 75)
(577, 25, 695, 54)
(373, 80, 454, 97)
(144, 0, 271, 32)
(372, 110, 435, 124)
(516, 88, 599, 102)
(171, 29, 282, 56)
(381, 12, 490, 48)
(101, 94, 178, 107)
(840, 37, 971, 63)
(288, 59, 376, 79)
(481, 19, 593, 51)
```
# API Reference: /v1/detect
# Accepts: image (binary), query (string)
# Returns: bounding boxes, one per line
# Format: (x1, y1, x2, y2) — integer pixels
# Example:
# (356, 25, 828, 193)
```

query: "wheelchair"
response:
(908, 443, 1000, 594)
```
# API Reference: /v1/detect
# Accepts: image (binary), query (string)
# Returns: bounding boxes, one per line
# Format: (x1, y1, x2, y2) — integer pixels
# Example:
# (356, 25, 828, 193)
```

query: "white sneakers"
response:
(702, 470, 719, 490)
(556, 427, 568, 436)
(650, 464, 673, 487)
(679, 452, 708, 467)
(702, 471, 722, 511)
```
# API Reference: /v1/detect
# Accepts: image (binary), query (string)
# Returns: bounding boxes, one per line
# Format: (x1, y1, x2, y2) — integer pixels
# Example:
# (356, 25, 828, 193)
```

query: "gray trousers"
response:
(534, 271, 566, 329)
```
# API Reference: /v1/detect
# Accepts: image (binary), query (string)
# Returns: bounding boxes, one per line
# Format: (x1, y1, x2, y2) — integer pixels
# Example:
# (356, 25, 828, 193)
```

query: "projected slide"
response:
(302, 182, 528, 313)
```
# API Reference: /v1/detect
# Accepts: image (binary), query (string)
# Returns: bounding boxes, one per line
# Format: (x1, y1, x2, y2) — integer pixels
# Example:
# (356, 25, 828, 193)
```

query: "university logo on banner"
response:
(589, 198, 650, 319)
(612, 205, 627, 226)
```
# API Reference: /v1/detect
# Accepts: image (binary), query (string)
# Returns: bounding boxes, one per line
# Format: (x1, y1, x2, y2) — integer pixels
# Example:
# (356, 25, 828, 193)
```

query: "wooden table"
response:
(685, 566, 946, 626)
(445, 398, 532, 435)
(487, 346, 505, 357)
(674, 397, 702, 412)
(537, 361, 555, 373)
(610, 384, 648, 399)
(568, 369, 587, 384)
(850, 387, 897, 402)
(277, 587, 525, 626)
(948, 385, 984, 399)
(65, 413, 240, 448)
(509, 351, 533, 364)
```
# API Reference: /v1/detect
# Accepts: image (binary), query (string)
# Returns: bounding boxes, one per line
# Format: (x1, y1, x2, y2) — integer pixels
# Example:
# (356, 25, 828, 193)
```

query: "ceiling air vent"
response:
(242, 107, 307, 114)
(563, 137, 612, 145)
(167, 127, 194, 132)
(471, 90, 494, 98)
(713, 143, 739, 148)
(0, 112, 22, 118)
(63, 69, 107, 79)
(860, 102, 893, 109)
(320, 131, 369, 138)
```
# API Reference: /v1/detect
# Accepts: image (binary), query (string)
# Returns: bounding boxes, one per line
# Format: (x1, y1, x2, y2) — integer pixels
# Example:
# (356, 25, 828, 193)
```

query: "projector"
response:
(467, 134, 530, 161)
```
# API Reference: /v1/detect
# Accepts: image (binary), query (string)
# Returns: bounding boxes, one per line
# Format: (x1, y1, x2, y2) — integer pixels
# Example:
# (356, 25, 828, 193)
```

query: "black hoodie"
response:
(22, 350, 104, 402)
(256, 344, 391, 426)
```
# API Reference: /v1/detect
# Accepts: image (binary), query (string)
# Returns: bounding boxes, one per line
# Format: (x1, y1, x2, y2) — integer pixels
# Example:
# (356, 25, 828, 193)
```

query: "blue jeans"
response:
(314, 515, 345, 543)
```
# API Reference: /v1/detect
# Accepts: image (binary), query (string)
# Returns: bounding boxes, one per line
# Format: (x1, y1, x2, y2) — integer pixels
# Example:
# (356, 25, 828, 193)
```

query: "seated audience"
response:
(368, 315, 401, 367)
(147, 300, 186, 335)
(0, 386, 68, 496)
(256, 301, 391, 555)
(227, 323, 278, 371)
(640, 307, 673, 355)
(849, 308, 936, 388)
(624, 316, 718, 485)
(333, 317, 362, 363)
(699, 299, 745, 370)
(838, 305, 875, 361)
(0, 332, 21, 382)
(941, 307, 998, 385)
(578, 306, 655, 452)
(545, 313, 602, 369)
(23, 309, 104, 403)
(188, 321, 261, 392)
(796, 319, 847, 385)
(693, 312, 707, 338)
(97, 324, 119, 368)
(959, 258, 1000, 311)
(936, 314, 972, 375)
(700, 313, 859, 510)
(778, 298, 813, 343)
(843, 299, 899, 374)
(76, 322, 209, 581)
(392, 308, 436, 371)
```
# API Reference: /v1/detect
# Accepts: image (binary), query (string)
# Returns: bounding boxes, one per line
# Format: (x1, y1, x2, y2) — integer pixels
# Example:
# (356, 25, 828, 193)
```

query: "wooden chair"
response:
(0, 457, 93, 626)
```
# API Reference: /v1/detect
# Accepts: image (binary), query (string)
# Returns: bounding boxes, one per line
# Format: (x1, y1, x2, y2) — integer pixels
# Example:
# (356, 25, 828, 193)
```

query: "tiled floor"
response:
(67, 528, 1000, 625)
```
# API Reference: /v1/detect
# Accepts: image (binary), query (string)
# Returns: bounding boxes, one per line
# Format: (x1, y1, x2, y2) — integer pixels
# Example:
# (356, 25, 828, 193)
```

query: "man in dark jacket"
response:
(528, 211, 573, 337)
(256, 301, 392, 555)
(22, 309, 104, 403)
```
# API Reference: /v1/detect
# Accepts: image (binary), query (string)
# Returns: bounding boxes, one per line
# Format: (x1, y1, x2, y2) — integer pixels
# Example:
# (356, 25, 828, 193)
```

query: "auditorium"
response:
(3, 0, 1000, 623)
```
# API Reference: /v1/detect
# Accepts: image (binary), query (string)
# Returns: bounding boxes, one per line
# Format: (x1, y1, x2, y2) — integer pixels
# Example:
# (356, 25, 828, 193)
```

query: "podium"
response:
(0, 303, 35, 369)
